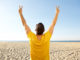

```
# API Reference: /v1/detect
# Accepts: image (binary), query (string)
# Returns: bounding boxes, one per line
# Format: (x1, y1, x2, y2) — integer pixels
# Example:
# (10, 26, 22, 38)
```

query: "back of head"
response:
(35, 23, 45, 35)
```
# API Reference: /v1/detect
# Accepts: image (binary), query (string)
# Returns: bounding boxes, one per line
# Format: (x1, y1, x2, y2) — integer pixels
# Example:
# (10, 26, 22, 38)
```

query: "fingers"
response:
(56, 6, 60, 9)
(19, 5, 23, 13)
(19, 5, 23, 9)
(56, 6, 60, 14)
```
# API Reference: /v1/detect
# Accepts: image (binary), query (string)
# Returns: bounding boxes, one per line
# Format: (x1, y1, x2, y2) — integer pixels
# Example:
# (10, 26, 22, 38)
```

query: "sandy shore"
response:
(0, 42, 80, 60)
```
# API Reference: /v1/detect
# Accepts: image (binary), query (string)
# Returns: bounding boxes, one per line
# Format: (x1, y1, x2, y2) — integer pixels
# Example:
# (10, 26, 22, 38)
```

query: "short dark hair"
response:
(36, 23, 45, 35)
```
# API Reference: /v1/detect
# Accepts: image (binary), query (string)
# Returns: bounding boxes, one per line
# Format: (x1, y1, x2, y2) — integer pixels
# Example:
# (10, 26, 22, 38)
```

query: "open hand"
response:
(56, 6, 60, 14)
(19, 5, 23, 14)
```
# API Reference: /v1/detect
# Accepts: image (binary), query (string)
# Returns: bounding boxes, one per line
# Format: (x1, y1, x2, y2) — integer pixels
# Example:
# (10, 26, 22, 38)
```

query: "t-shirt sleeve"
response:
(44, 31, 52, 41)
(27, 31, 35, 39)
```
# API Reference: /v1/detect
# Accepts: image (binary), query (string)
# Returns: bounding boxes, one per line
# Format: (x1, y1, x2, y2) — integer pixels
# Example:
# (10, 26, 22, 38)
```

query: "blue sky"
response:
(0, 0, 80, 41)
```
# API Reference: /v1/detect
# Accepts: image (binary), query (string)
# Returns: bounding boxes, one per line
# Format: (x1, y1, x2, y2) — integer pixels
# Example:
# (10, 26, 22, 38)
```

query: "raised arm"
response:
(48, 7, 60, 35)
(19, 6, 31, 34)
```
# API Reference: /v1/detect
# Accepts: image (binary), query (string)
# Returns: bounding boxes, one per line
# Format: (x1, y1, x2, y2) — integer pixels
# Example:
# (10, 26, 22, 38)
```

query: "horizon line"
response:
(0, 40, 80, 42)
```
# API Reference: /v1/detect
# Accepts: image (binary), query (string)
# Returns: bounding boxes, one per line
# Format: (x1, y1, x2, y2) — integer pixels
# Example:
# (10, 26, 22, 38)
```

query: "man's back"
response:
(27, 31, 52, 60)
(19, 5, 59, 60)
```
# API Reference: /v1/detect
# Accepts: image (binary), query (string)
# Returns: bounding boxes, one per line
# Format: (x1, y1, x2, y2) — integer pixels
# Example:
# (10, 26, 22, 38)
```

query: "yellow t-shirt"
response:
(27, 31, 52, 60)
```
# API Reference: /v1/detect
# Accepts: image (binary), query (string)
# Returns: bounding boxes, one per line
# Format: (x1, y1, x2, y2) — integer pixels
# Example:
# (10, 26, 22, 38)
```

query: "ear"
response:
(35, 24, 37, 31)
(44, 28, 45, 32)
(35, 28, 36, 31)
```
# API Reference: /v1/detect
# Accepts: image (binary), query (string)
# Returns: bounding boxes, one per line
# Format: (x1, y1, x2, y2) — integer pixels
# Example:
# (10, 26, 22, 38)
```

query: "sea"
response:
(0, 40, 80, 42)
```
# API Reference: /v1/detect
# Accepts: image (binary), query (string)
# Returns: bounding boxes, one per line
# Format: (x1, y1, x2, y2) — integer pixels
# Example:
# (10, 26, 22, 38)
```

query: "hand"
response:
(19, 5, 23, 14)
(56, 6, 60, 14)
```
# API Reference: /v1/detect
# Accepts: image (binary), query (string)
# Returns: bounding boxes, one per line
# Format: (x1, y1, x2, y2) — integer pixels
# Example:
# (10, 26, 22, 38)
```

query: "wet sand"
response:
(0, 42, 80, 60)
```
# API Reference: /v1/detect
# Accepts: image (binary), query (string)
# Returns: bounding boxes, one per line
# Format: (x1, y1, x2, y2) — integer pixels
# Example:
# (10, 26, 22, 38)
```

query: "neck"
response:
(36, 34, 43, 36)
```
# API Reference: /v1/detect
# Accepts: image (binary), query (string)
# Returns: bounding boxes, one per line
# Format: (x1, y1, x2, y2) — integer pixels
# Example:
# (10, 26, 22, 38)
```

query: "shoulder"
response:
(27, 31, 36, 38)
(44, 31, 52, 36)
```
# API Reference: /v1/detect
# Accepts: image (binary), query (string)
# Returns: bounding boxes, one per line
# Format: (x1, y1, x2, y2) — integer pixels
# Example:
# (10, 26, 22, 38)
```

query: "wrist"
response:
(19, 12, 22, 15)
(56, 12, 59, 15)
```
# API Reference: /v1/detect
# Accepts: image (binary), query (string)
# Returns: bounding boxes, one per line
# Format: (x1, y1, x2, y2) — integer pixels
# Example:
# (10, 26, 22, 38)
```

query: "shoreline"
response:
(0, 40, 80, 42)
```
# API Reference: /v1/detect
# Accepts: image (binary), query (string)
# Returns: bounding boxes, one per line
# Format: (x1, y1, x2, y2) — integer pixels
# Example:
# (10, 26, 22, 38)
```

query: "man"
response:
(19, 6, 60, 60)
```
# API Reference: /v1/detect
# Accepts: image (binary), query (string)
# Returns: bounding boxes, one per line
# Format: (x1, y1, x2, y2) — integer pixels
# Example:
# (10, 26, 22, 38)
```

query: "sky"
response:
(0, 0, 80, 41)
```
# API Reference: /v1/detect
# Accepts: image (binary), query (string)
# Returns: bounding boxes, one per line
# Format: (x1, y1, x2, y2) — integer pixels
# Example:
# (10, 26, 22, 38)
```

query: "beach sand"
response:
(0, 42, 80, 60)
